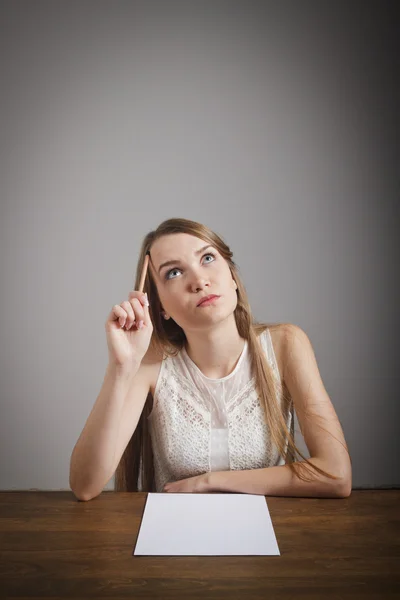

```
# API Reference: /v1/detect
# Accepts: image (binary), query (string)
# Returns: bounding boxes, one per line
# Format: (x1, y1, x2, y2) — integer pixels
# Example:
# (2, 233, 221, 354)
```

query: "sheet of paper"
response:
(133, 493, 280, 556)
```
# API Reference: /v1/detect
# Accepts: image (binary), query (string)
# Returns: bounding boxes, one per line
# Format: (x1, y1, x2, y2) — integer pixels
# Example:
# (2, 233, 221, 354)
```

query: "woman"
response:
(111, 217, 352, 497)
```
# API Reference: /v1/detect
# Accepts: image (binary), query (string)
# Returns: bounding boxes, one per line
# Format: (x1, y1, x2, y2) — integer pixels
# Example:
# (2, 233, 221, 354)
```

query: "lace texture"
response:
(147, 329, 293, 492)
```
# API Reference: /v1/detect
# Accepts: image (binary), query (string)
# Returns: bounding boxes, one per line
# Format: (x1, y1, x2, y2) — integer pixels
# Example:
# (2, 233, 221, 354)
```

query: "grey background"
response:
(1, 1, 398, 491)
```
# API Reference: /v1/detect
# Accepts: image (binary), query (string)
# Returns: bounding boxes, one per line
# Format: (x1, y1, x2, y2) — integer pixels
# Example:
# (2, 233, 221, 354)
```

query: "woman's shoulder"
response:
(142, 341, 198, 396)
(263, 323, 293, 384)
(143, 323, 300, 396)
(140, 344, 164, 396)
(267, 322, 308, 383)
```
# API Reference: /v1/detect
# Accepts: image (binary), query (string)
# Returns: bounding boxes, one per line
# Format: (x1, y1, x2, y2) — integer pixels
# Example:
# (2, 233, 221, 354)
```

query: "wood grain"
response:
(0, 490, 399, 599)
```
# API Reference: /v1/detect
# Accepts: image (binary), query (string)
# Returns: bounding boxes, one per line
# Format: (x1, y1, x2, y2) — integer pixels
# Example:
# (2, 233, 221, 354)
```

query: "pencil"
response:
(138, 252, 150, 293)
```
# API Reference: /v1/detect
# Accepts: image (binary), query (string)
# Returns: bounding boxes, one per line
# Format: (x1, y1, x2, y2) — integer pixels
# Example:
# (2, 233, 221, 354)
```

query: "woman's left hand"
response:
(163, 473, 210, 493)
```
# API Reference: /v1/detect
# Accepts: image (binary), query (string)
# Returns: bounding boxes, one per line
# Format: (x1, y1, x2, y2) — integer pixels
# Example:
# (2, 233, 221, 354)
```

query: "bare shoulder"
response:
(139, 343, 164, 396)
(270, 323, 312, 382)
(267, 323, 300, 383)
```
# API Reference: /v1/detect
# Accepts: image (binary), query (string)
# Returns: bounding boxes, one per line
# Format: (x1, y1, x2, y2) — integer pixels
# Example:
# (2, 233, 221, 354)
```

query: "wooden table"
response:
(0, 491, 399, 599)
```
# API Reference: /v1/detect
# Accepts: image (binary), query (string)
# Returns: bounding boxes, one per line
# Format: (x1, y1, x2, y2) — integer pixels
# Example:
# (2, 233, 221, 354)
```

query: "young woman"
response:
(69, 218, 352, 500)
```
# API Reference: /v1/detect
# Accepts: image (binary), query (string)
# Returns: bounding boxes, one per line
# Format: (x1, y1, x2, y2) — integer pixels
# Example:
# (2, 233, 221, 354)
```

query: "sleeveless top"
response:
(144, 328, 294, 493)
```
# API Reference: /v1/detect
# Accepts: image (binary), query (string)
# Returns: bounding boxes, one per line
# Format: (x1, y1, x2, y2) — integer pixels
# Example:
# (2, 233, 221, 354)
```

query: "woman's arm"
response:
(208, 324, 352, 498)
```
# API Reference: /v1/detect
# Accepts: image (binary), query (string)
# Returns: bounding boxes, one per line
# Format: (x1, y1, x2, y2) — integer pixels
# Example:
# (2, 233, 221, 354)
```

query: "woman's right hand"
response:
(105, 291, 153, 368)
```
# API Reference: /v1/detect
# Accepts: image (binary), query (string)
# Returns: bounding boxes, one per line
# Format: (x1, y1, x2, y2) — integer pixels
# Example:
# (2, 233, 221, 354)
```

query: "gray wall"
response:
(1, 1, 398, 491)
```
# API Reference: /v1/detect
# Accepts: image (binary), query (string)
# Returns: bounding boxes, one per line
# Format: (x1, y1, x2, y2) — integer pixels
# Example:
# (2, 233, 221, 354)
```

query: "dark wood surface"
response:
(0, 490, 399, 599)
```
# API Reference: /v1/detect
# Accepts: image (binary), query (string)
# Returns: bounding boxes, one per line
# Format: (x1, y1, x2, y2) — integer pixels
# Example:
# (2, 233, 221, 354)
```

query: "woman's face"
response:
(148, 233, 238, 332)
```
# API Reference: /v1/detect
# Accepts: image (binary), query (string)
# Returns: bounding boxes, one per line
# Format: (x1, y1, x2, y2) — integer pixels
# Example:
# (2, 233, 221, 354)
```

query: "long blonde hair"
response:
(115, 217, 350, 492)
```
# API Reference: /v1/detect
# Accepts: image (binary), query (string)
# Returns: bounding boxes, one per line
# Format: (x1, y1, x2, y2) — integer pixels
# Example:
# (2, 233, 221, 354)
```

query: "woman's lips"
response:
(197, 295, 220, 307)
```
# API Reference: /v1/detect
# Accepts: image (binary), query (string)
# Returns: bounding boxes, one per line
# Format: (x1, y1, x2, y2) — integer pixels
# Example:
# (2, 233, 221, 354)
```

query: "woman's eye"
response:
(165, 253, 216, 280)
(166, 268, 180, 280)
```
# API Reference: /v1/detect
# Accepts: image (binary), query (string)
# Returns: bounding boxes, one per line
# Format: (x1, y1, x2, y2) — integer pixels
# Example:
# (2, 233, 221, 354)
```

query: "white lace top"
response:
(145, 328, 293, 492)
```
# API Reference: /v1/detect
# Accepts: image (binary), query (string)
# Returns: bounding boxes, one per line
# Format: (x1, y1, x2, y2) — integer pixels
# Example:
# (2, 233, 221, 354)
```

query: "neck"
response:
(183, 315, 246, 379)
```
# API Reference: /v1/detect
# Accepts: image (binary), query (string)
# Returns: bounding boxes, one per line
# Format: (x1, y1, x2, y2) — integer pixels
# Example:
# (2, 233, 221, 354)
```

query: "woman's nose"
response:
(189, 273, 209, 291)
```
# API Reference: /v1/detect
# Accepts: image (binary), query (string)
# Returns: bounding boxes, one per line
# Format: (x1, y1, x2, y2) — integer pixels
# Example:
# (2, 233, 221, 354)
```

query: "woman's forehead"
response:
(151, 234, 211, 261)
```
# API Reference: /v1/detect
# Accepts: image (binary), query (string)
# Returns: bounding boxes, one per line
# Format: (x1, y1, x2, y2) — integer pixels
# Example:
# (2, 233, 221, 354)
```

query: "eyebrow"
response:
(158, 244, 215, 274)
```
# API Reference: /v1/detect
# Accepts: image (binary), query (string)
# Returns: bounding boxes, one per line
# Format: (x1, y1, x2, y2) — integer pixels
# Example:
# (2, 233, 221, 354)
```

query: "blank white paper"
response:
(133, 493, 280, 556)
